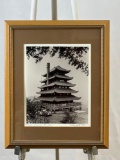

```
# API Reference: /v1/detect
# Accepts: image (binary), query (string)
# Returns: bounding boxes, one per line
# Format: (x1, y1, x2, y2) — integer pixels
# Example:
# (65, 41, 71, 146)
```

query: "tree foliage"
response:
(26, 98, 38, 120)
(26, 46, 89, 75)
(26, 98, 50, 123)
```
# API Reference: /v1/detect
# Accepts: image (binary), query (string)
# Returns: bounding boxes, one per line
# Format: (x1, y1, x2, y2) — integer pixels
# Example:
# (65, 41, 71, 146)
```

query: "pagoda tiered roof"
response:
(36, 63, 80, 104)
(36, 88, 78, 94)
(41, 74, 73, 83)
(35, 95, 81, 102)
(39, 81, 76, 89)
(43, 66, 70, 77)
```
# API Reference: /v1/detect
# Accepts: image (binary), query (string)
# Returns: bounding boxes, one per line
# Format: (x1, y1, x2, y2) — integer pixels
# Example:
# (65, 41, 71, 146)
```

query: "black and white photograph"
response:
(24, 44, 91, 126)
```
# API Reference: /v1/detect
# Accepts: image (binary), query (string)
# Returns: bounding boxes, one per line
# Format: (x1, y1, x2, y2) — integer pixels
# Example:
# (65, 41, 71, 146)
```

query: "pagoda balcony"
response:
(35, 95, 81, 102)
(39, 81, 76, 89)
(36, 88, 78, 94)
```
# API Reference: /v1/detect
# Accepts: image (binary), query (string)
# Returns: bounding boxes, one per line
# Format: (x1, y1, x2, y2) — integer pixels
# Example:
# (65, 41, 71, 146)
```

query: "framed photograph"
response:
(5, 20, 109, 148)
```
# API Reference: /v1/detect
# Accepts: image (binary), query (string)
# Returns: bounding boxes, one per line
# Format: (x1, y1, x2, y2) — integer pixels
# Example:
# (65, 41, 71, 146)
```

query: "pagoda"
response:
(36, 63, 80, 107)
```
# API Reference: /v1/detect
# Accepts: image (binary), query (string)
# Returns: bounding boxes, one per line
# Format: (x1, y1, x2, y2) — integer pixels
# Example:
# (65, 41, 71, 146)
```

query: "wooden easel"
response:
(14, 1, 98, 159)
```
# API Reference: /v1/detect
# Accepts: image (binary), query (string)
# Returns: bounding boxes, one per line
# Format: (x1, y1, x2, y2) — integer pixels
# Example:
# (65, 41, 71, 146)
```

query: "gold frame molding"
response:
(5, 20, 109, 149)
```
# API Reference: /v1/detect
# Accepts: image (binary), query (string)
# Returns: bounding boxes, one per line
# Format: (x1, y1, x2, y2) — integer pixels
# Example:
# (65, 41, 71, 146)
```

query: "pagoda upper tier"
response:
(39, 81, 76, 89)
(42, 65, 70, 77)
(41, 74, 73, 83)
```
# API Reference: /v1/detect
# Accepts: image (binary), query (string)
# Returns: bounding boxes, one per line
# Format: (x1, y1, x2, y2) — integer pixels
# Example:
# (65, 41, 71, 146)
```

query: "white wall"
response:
(0, 0, 120, 159)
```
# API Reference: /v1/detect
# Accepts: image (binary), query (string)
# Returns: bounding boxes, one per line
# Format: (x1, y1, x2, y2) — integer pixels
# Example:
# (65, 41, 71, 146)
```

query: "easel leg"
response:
(30, 0, 38, 20)
(87, 149, 94, 160)
(56, 149, 59, 160)
(18, 149, 26, 160)
(51, 0, 57, 20)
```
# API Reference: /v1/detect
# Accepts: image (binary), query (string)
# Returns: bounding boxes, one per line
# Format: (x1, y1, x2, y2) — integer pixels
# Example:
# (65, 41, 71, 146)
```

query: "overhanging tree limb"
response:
(26, 46, 89, 76)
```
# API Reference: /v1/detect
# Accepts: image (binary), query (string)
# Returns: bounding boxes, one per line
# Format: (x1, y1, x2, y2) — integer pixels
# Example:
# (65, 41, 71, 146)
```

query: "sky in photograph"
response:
(24, 45, 91, 106)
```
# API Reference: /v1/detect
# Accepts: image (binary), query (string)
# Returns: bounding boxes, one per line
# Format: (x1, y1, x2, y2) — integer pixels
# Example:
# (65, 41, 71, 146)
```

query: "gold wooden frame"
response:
(5, 20, 109, 149)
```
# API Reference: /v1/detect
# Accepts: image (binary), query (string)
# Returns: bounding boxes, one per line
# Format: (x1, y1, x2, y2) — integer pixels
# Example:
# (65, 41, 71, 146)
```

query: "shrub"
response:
(60, 111, 77, 123)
